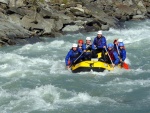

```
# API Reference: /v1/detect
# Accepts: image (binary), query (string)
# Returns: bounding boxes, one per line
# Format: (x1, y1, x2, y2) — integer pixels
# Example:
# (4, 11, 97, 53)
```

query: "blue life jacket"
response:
(78, 44, 86, 52)
(92, 36, 107, 49)
(108, 49, 119, 65)
(65, 49, 81, 66)
(119, 48, 126, 61)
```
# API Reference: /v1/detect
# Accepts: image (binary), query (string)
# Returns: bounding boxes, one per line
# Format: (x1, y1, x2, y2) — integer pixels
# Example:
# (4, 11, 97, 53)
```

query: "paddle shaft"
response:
(116, 44, 120, 56)
(73, 51, 84, 63)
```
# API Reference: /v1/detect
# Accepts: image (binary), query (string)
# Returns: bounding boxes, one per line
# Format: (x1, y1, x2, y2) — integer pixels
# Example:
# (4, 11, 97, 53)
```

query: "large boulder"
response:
(137, 1, 147, 14)
(70, 7, 85, 17)
(21, 14, 56, 34)
(8, 14, 22, 26)
(122, 0, 134, 6)
(0, 12, 7, 19)
(101, 24, 109, 30)
(39, 9, 52, 19)
(132, 14, 146, 19)
(6, 7, 28, 16)
(53, 12, 73, 24)
(62, 25, 81, 32)
(0, 0, 9, 5)
(9, 0, 25, 7)
(55, 19, 63, 31)
(115, 4, 135, 16)
(147, 7, 150, 13)
(0, 18, 31, 45)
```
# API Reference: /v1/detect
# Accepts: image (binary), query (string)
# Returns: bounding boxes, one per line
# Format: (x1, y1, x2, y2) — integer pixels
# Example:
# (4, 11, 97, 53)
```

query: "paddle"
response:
(116, 44, 129, 70)
(105, 48, 114, 67)
(122, 62, 129, 69)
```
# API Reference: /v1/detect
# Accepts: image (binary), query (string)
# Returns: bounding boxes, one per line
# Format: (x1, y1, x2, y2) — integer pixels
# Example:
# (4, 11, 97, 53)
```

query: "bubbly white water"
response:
(0, 20, 150, 113)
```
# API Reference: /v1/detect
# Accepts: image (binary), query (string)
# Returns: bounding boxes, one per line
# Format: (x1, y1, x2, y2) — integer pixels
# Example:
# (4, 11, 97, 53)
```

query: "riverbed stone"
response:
(62, 25, 80, 32)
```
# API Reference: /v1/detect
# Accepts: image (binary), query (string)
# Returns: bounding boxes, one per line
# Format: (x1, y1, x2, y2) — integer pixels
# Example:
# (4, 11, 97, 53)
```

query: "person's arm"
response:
(122, 50, 126, 61)
(102, 36, 107, 48)
(82, 44, 86, 51)
(65, 50, 71, 66)
(113, 51, 120, 65)
(92, 38, 97, 49)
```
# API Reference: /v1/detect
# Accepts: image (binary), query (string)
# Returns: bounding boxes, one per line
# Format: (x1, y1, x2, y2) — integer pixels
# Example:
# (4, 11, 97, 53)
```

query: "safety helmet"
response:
(72, 43, 77, 48)
(86, 37, 91, 40)
(118, 38, 123, 42)
(78, 39, 84, 44)
(107, 43, 114, 48)
(119, 42, 124, 47)
(113, 39, 118, 44)
(97, 30, 102, 35)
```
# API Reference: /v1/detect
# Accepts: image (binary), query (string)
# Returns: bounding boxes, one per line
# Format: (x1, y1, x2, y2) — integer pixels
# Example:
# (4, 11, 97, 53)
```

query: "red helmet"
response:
(113, 39, 118, 44)
(78, 39, 84, 44)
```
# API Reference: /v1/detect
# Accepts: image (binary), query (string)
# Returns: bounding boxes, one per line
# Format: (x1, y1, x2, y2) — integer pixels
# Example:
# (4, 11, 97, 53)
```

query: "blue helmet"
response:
(107, 43, 114, 48)
(119, 42, 124, 47)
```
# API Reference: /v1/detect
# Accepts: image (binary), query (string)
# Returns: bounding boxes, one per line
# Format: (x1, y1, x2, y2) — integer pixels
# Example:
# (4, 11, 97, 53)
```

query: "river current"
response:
(0, 20, 150, 113)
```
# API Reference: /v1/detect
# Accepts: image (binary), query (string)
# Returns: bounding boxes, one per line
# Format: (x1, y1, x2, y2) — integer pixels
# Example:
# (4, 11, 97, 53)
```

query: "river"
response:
(0, 19, 150, 113)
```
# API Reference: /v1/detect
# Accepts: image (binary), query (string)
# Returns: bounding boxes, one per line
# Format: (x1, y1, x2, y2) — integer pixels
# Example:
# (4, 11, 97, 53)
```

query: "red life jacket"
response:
(108, 50, 115, 61)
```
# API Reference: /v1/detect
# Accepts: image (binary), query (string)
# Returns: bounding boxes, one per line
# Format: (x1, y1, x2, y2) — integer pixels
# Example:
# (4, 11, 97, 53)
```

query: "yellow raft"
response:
(71, 52, 116, 73)
(71, 60, 114, 73)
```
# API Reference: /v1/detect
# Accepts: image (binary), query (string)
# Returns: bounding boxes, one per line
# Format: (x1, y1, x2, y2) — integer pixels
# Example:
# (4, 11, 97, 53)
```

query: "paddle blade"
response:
(123, 62, 129, 70)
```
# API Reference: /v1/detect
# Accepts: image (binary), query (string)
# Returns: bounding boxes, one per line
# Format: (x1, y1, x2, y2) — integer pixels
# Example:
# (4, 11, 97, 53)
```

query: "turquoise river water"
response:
(0, 20, 150, 113)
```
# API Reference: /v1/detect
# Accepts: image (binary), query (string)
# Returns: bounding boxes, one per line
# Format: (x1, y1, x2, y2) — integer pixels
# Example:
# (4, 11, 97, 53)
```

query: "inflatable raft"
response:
(71, 52, 115, 73)
(71, 58, 114, 73)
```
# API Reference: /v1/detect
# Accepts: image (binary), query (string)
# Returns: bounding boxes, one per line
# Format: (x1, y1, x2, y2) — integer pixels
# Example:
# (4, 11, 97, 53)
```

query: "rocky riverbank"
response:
(0, 0, 150, 46)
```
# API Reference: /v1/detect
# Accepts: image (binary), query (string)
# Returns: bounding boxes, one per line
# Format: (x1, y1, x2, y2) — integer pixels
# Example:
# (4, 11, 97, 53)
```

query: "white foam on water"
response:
(0, 84, 130, 113)
(100, 77, 150, 95)
(0, 84, 121, 112)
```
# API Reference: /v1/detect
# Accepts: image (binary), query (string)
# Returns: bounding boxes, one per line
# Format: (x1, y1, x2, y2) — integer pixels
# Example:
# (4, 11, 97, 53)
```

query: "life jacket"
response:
(78, 45, 84, 51)
(96, 36, 105, 46)
(108, 49, 115, 61)
(70, 49, 80, 59)
(95, 37, 102, 47)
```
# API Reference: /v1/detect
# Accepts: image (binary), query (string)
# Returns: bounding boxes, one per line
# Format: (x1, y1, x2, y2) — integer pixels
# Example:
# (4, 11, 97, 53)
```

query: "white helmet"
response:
(97, 30, 102, 34)
(118, 39, 123, 42)
(72, 43, 77, 47)
(86, 37, 91, 40)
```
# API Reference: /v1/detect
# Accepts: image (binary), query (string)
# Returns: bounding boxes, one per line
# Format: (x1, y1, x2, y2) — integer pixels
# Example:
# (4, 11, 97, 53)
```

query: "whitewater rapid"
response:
(0, 19, 150, 113)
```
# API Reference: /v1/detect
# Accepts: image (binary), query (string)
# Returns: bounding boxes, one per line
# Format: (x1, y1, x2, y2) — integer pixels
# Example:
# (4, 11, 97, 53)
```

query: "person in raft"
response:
(92, 30, 107, 61)
(113, 38, 125, 54)
(118, 42, 126, 63)
(82, 37, 94, 60)
(65, 43, 82, 69)
(77, 39, 85, 52)
(106, 43, 119, 67)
